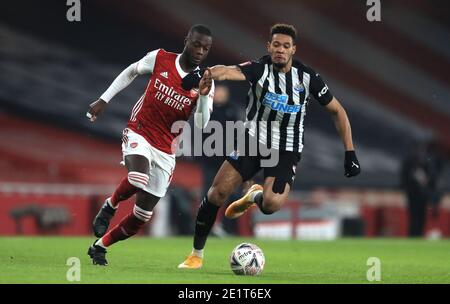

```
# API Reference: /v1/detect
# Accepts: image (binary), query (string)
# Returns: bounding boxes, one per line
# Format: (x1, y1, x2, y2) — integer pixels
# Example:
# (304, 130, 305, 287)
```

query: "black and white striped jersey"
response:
(238, 55, 333, 153)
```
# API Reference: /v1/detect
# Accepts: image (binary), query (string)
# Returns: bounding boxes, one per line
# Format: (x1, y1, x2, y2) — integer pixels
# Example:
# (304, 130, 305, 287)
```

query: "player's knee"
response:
(135, 191, 160, 211)
(133, 204, 153, 223)
(207, 186, 229, 206)
(261, 195, 283, 214)
(127, 171, 149, 190)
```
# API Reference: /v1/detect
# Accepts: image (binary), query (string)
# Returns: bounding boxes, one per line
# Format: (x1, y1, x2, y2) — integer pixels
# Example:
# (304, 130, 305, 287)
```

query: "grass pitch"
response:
(1, 237, 449, 284)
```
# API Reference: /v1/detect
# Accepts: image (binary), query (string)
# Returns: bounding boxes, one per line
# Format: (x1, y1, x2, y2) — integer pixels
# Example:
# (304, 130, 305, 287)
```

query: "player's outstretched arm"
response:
(86, 63, 140, 122)
(181, 65, 247, 91)
(87, 51, 157, 122)
(209, 65, 247, 81)
(325, 97, 361, 177)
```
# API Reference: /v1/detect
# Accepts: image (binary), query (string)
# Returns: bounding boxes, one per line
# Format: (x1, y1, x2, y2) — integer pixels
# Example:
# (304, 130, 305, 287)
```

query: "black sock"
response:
(254, 192, 272, 215)
(193, 196, 220, 250)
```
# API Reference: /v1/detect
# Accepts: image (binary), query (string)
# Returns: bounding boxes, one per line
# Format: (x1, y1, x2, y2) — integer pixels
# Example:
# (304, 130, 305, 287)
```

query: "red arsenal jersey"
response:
(127, 49, 204, 155)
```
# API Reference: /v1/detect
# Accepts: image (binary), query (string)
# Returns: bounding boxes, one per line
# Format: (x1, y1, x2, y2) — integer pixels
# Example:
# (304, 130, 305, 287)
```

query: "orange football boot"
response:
(225, 184, 263, 219)
(178, 255, 203, 269)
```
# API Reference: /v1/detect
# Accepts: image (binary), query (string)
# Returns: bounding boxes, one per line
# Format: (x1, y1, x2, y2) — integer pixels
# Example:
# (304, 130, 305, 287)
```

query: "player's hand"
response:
(199, 68, 212, 95)
(86, 98, 107, 122)
(344, 151, 361, 177)
(181, 69, 204, 91)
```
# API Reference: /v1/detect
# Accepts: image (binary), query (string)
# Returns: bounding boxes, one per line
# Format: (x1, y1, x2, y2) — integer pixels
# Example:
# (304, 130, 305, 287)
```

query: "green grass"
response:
(1, 237, 450, 283)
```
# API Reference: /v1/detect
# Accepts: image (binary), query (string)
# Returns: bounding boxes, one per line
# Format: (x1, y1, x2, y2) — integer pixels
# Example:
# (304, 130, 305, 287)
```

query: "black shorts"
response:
(226, 145, 301, 193)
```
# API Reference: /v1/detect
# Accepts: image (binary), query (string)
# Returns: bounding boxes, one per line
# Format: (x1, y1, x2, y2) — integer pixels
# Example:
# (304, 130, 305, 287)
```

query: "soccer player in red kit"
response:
(86, 25, 215, 266)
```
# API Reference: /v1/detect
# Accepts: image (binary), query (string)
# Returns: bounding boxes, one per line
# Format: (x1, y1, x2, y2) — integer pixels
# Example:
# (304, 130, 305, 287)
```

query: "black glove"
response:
(181, 69, 205, 91)
(344, 151, 361, 177)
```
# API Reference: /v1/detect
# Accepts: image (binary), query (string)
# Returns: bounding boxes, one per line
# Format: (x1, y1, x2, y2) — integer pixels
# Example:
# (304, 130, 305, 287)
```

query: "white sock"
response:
(192, 248, 204, 258)
(95, 238, 107, 249)
(249, 190, 263, 203)
(106, 197, 118, 209)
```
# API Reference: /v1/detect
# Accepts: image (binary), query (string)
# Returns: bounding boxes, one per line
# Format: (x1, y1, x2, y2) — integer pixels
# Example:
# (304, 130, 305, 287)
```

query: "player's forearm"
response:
(194, 94, 212, 129)
(209, 65, 229, 81)
(332, 109, 354, 151)
(100, 63, 139, 102)
(210, 65, 245, 81)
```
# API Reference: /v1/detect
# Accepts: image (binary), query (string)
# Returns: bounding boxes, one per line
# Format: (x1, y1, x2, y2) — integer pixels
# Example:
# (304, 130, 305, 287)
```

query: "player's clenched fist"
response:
(344, 150, 361, 177)
(86, 98, 107, 122)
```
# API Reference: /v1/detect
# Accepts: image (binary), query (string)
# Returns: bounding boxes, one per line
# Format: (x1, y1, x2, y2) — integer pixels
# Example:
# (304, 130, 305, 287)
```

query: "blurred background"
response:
(0, 0, 449, 240)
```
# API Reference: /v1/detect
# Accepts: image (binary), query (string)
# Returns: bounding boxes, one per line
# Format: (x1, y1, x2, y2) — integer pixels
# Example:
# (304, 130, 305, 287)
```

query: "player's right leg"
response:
(178, 160, 243, 269)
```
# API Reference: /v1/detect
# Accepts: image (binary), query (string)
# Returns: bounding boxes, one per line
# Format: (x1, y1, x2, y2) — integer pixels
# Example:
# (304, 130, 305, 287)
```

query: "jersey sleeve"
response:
(309, 69, 333, 106)
(136, 49, 160, 75)
(207, 80, 215, 112)
(236, 61, 264, 84)
(193, 80, 215, 129)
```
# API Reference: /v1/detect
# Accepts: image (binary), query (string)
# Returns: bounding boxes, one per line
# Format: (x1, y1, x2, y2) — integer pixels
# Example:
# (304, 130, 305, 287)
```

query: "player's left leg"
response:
(89, 152, 155, 265)
(225, 151, 300, 217)
(92, 129, 148, 238)
(224, 176, 291, 218)
(97, 190, 159, 247)
(89, 146, 174, 265)
(253, 151, 300, 214)
(255, 177, 291, 214)
(92, 155, 147, 238)
(88, 191, 159, 266)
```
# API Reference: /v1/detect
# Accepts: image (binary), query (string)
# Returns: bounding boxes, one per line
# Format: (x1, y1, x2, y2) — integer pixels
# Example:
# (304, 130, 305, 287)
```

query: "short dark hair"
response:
(270, 23, 297, 42)
(188, 24, 212, 37)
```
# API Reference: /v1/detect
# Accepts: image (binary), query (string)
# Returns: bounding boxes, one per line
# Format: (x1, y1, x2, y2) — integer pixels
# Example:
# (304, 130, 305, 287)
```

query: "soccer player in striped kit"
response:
(178, 24, 361, 269)
(86, 25, 215, 266)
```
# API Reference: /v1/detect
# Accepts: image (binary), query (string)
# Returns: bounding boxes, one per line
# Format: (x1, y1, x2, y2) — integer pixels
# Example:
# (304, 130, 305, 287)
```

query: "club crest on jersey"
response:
(262, 92, 301, 113)
(294, 82, 304, 93)
(130, 142, 138, 148)
(190, 88, 199, 96)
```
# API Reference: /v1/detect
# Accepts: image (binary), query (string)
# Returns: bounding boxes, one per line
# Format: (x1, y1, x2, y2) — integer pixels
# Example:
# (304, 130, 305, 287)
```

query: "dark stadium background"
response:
(0, 0, 449, 240)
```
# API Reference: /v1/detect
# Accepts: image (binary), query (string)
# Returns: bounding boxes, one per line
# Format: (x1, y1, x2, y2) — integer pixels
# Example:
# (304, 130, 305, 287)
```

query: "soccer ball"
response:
(229, 243, 265, 276)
